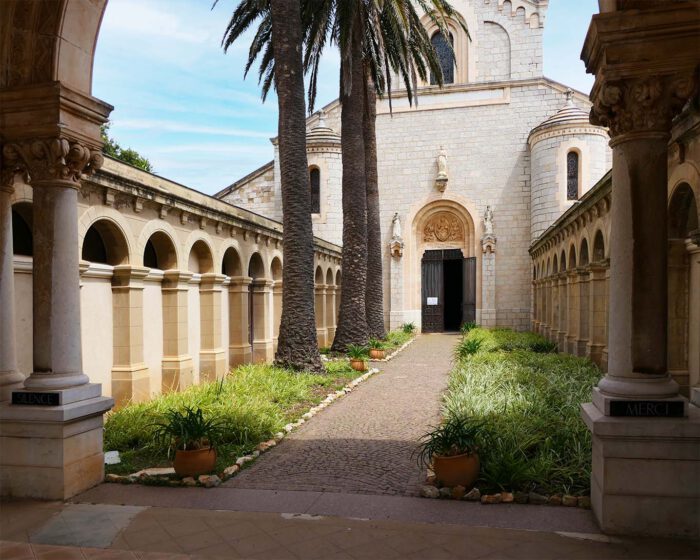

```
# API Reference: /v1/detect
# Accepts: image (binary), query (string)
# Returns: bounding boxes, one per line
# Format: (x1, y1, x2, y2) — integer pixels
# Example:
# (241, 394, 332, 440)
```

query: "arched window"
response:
(430, 31, 454, 85)
(567, 151, 579, 200)
(309, 167, 320, 214)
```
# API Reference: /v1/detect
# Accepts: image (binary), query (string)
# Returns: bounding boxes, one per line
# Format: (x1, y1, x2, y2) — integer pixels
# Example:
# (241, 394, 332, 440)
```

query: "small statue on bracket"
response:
(435, 146, 448, 192)
(390, 212, 404, 258)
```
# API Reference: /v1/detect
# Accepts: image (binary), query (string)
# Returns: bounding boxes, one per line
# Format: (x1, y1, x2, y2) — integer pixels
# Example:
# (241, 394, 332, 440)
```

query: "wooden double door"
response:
(421, 249, 476, 332)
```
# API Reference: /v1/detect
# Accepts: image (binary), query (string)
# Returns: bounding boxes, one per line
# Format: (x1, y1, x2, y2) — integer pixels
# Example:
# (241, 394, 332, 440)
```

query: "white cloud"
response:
(116, 118, 274, 139)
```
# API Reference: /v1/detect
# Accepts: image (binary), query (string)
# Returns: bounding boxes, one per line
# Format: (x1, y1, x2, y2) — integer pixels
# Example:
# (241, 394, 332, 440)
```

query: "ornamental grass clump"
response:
(464, 327, 557, 354)
(442, 329, 600, 495)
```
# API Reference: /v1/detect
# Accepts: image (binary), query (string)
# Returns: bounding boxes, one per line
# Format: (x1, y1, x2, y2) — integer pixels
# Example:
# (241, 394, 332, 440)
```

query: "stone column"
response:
(481, 238, 497, 328)
(557, 273, 568, 350)
(199, 273, 227, 383)
(228, 276, 252, 365)
(540, 278, 548, 337)
(544, 277, 553, 340)
(580, 7, 700, 535)
(161, 270, 194, 391)
(687, 238, 700, 407)
(566, 270, 579, 354)
(0, 136, 113, 500)
(251, 279, 274, 363)
(577, 268, 590, 356)
(389, 249, 404, 329)
(315, 283, 327, 347)
(550, 276, 559, 343)
(586, 262, 607, 368)
(272, 281, 283, 353)
(325, 285, 336, 345)
(0, 180, 23, 401)
(111, 266, 150, 406)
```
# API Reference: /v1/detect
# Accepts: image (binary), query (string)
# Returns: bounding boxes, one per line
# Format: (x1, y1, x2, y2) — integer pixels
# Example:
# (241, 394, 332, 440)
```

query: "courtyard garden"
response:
(422, 327, 600, 501)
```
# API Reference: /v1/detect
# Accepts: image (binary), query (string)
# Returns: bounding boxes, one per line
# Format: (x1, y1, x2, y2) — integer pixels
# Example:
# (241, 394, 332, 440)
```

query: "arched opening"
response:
(560, 250, 567, 272)
(270, 256, 283, 349)
(315, 266, 324, 285)
(568, 246, 577, 269)
(593, 230, 605, 262)
(271, 257, 282, 281)
(667, 183, 698, 395)
(430, 31, 455, 85)
(12, 202, 32, 257)
(247, 252, 265, 355)
(567, 150, 580, 200)
(335, 270, 342, 323)
(222, 247, 243, 277)
(553, 254, 559, 274)
(309, 167, 321, 214)
(82, 220, 129, 265)
(580, 238, 590, 266)
(188, 240, 214, 274)
(144, 231, 177, 270)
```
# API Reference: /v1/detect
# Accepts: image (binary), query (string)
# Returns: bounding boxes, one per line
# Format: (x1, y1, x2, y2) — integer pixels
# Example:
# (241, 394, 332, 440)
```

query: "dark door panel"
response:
(463, 257, 476, 324)
(421, 250, 443, 333)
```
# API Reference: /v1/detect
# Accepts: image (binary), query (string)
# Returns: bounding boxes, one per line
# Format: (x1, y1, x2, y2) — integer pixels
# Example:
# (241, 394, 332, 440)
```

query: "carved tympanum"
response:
(424, 212, 463, 243)
(591, 75, 697, 138)
(1, 138, 103, 188)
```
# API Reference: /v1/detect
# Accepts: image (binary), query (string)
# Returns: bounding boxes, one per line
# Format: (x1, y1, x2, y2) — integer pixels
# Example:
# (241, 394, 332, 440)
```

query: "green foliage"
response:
(442, 334, 600, 495)
(319, 347, 331, 355)
(454, 337, 482, 361)
(368, 338, 384, 350)
(101, 124, 154, 172)
(346, 344, 369, 360)
(401, 322, 416, 334)
(464, 327, 557, 354)
(460, 321, 478, 335)
(415, 411, 485, 468)
(151, 406, 224, 453)
(384, 329, 412, 349)
(104, 362, 357, 475)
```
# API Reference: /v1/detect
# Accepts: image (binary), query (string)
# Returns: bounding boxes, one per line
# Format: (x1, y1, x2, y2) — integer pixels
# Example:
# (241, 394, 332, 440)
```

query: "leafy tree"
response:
(100, 124, 154, 173)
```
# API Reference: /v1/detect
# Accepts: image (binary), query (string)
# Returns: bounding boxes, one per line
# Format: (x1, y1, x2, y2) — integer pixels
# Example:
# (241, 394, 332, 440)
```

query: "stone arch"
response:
(553, 253, 558, 274)
(325, 268, 333, 285)
(335, 269, 342, 286)
(479, 22, 511, 81)
(271, 257, 283, 281)
(559, 250, 567, 272)
(81, 218, 130, 266)
(419, 6, 475, 84)
(187, 240, 214, 274)
(12, 201, 33, 256)
(568, 244, 577, 269)
(79, 207, 134, 263)
(593, 230, 605, 262)
(248, 252, 265, 279)
(136, 220, 182, 270)
(144, 230, 178, 270)
(668, 182, 698, 240)
(580, 237, 590, 266)
(315, 265, 324, 285)
(222, 246, 243, 277)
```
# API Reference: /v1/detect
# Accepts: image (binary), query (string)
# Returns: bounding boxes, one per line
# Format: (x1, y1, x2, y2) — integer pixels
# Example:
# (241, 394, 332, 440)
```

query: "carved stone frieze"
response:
(591, 75, 697, 138)
(1, 137, 103, 188)
(423, 212, 464, 243)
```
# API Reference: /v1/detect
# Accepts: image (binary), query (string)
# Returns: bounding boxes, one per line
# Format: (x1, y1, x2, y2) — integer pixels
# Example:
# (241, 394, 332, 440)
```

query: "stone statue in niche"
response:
(482, 205, 497, 253)
(424, 212, 463, 243)
(435, 146, 448, 192)
(390, 212, 404, 258)
(483, 205, 494, 235)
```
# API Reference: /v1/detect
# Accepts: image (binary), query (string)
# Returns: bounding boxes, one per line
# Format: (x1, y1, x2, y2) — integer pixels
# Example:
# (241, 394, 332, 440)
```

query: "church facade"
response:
(216, 0, 612, 333)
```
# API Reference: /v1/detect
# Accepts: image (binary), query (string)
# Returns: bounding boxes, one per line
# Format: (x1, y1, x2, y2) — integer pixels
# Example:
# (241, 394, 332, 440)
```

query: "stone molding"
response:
(527, 123, 609, 147)
(423, 211, 464, 243)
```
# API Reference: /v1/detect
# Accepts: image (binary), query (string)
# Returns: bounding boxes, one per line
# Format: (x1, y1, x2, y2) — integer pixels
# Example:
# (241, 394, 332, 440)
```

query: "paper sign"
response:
(427, 297, 438, 305)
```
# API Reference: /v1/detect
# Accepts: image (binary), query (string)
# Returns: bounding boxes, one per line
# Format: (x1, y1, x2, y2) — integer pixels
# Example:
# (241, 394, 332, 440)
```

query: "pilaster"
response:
(325, 285, 336, 346)
(272, 281, 283, 353)
(251, 279, 274, 363)
(161, 270, 194, 392)
(228, 276, 252, 366)
(315, 283, 328, 348)
(199, 273, 227, 383)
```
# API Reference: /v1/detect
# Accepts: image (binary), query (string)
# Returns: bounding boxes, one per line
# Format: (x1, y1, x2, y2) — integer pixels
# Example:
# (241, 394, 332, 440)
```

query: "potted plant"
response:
(153, 406, 222, 477)
(416, 414, 484, 488)
(368, 338, 386, 360)
(346, 344, 369, 371)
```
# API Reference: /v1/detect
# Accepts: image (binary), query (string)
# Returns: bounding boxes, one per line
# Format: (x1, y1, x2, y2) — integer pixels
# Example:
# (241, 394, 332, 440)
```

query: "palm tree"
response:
(218, 0, 323, 373)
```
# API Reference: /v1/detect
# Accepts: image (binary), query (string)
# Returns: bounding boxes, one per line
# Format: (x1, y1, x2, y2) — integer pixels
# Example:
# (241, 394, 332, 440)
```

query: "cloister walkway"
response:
(224, 333, 457, 496)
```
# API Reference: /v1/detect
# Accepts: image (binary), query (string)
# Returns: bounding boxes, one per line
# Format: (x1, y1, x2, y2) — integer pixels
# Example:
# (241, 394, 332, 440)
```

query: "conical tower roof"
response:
(530, 89, 591, 136)
(306, 111, 341, 147)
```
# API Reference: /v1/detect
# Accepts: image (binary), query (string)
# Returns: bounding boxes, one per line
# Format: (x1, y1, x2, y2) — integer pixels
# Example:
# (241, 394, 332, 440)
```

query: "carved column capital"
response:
(1, 138, 103, 189)
(591, 74, 696, 141)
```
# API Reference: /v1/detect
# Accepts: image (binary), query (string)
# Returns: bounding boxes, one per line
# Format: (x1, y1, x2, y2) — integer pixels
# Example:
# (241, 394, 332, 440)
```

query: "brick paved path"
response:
(224, 333, 458, 496)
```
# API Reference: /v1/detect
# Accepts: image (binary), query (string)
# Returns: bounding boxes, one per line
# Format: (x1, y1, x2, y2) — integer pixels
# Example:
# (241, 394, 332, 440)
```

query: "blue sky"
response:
(93, 0, 598, 195)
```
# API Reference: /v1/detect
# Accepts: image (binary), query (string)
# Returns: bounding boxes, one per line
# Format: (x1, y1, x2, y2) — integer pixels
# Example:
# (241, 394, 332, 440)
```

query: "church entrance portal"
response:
(421, 249, 476, 332)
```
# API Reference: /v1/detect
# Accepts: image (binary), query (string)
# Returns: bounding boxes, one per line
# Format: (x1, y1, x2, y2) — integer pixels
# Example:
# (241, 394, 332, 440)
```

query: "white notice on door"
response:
(427, 297, 438, 305)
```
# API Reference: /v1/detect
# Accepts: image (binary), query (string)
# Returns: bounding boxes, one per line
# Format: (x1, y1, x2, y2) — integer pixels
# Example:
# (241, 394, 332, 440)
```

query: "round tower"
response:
(528, 90, 609, 241)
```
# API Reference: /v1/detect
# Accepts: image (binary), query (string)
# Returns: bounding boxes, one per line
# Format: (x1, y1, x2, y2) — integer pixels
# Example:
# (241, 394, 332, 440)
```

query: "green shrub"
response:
(415, 412, 485, 468)
(465, 327, 557, 354)
(442, 336, 599, 495)
(460, 321, 478, 335)
(401, 322, 416, 334)
(368, 338, 385, 350)
(346, 344, 369, 360)
(384, 329, 412, 349)
(454, 337, 482, 361)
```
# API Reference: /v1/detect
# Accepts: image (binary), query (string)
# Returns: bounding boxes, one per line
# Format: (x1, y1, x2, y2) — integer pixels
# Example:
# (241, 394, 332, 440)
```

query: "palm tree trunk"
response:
(363, 73, 386, 340)
(270, 0, 323, 372)
(331, 14, 369, 352)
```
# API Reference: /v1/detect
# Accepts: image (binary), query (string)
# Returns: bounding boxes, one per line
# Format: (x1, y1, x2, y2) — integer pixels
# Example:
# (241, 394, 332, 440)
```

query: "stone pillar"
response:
(556, 273, 568, 350)
(543, 277, 552, 339)
(199, 273, 227, 383)
(389, 249, 404, 330)
(586, 262, 607, 368)
(566, 270, 579, 354)
(540, 278, 548, 337)
(481, 241, 497, 327)
(272, 281, 283, 353)
(251, 279, 274, 363)
(0, 181, 23, 401)
(325, 285, 336, 345)
(315, 283, 327, 347)
(687, 238, 700, 407)
(228, 276, 252, 366)
(577, 268, 590, 356)
(111, 266, 150, 406)
(580, 5, 700, 535)
(550, 276, 559, 343)
(0, 136, 113, 500)
(161, 270, 194, 391)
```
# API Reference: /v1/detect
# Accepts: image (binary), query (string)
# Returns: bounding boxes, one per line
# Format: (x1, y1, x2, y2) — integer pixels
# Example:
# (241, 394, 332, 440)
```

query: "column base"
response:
(229, 344, 252, 366)
(316, 328, 327, 348)
(162, 356, 194, 392)
(0, 383, 113, 500)
(111, 364, 150, 407)
(252, 340, 274, 364)
(591, 387, 689, 417)
(581, 402, 700, 538)
(556, 331, 567, 351)
(586, 343, 605, 369)
(199, 349, 227, 383)
(692, 387, 700, 407)
(566, 335, 577, 355)
(0, 371, 25, 402)
(576, 338, 589, 357)
(326, 327, 336, 346)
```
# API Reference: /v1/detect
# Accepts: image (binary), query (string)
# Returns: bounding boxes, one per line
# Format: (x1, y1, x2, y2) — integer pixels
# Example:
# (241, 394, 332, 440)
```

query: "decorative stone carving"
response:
(390, 212, 404, 258)
(483, 205, 494, 235)
(423, 212, 463, 243)
(482, 206, 497, 253)
(1, 138, 103, 187)
(591, 75, 696, 138)
(435, 146, 448, 192)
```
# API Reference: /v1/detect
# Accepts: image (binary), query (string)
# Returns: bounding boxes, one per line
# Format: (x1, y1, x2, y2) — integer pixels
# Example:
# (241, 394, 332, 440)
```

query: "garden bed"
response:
(423, 327, 599, 502)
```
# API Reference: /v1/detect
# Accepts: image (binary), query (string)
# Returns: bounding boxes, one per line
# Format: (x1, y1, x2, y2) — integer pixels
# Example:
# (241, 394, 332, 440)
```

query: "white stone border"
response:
(370, 335, 417, 363)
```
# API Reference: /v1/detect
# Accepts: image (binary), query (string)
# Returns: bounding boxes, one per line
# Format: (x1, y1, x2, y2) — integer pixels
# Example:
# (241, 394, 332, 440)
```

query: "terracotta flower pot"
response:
(350, 359, 368, 372)
(173, 447, 217, 477)
(369, 348, 385, 360)
(432, 452, 480, 488)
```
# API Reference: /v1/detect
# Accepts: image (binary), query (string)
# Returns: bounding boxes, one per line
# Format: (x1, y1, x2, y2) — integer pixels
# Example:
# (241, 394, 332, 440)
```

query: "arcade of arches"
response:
(0, 0, 699, 540)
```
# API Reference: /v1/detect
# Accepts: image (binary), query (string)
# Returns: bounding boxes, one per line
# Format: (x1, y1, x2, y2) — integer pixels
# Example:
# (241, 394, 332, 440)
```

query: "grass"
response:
(382, 329, 413, 350)
(443, 328, 599, 495)
(104, 361, 356, 476)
